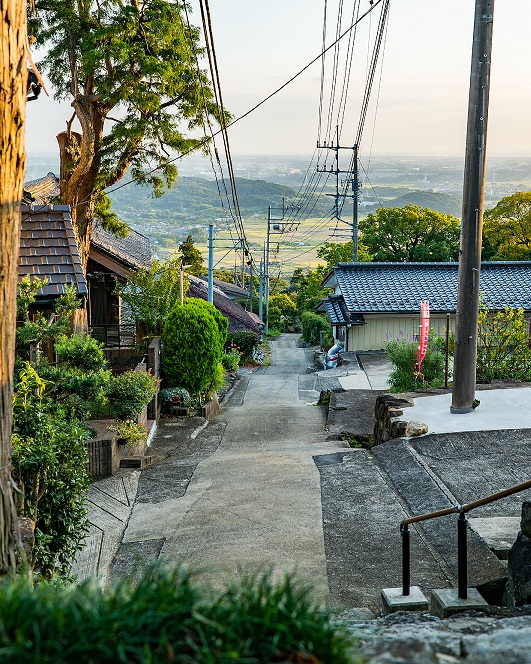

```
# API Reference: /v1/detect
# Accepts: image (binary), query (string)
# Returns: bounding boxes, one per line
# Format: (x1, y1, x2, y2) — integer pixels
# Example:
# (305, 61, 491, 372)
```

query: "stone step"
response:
(120, 455, 153, 469)
(372, 438, 508, 603)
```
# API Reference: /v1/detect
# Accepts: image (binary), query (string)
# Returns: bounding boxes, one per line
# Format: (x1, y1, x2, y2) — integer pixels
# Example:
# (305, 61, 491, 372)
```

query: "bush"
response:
(222, 346, 241, 371)
(0, 566, 355, 663)
(225, 330, 259, 361)
(12, 365, 91, 577)
(386, 333, 446, 392)
(163, 300, 224, 397)
(182, 297, 228, 348)
(108, 370, 158, 420)
(476, 307, 531, 382)
(301, 311, 331, 345)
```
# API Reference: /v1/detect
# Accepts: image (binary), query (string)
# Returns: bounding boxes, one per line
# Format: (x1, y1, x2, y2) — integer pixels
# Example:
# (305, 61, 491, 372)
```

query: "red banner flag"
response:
(416, 301, 430, 372)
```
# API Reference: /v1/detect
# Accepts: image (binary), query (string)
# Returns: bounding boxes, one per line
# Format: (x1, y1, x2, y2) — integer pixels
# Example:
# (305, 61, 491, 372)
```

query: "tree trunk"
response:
(57, 95, 107, 271)
(0, 0, 27, 575)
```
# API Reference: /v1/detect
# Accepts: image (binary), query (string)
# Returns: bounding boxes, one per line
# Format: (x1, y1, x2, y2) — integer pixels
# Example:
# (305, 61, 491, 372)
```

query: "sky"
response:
(26, 0, 531, 158)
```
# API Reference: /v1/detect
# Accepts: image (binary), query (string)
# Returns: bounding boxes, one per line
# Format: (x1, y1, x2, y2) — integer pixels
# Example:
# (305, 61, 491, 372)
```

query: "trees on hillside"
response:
(0, 0, 27, 574)
(483, 192, 531, 260)
(359, 205, 461, 262)
(31, 0, 228, 265)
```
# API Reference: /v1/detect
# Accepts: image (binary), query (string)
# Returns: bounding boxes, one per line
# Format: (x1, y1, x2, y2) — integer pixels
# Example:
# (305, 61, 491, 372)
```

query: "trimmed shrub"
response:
(182, 297, 228, 348)
(386, 334, 446, 392)
(107, 370, 158, 420)
(225, 330, 259, 360)
(301, 311, 331, 345)
(163, 300, 224, 396)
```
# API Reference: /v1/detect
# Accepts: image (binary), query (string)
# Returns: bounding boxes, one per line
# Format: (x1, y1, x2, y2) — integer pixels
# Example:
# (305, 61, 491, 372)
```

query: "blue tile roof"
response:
(325, 262, 531, 314)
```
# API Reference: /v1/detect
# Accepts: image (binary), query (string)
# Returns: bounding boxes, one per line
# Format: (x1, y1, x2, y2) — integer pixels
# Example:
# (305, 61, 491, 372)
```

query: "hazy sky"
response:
(26, 1, 531, 158)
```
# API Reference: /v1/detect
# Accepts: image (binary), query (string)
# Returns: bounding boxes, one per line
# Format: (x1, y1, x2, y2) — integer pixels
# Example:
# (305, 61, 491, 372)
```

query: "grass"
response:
(0, 565, 361, 663)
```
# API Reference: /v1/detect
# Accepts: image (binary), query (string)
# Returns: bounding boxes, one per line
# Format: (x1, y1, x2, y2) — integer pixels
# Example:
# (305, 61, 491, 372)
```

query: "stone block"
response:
(405, 420, 429, 437)
(521, 501, 531, 539)
(120, 455, 153, 469)
(381, 586, 429, 614)
(507, 531, 531, 607)
(430, 588, 488, 618)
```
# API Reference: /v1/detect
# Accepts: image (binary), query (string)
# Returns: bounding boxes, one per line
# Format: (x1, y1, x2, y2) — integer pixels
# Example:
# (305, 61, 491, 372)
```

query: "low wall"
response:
(85, 419, 122, 478)
(373, 394, 428, 445)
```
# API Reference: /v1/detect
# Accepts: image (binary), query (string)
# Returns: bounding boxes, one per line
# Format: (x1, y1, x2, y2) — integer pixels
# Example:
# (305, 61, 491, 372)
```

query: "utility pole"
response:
(451, 0, 495, 414)
(207, 224, 214, 304)
(317, 125, 360, 262)
(259, 260, 263, 323)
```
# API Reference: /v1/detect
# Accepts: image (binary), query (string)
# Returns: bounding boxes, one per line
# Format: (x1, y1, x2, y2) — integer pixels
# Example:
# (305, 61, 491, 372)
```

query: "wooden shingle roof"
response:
(19, 204, 87, 301)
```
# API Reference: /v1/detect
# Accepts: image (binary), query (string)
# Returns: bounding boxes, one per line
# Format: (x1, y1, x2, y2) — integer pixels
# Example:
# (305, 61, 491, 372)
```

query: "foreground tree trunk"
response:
(0, 0, 26, 573)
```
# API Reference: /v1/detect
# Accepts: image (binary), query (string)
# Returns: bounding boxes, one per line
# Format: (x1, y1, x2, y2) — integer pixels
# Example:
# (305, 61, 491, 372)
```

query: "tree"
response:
(0, 0, 27, 574)
(483, 192, 531, 260)
(114, 257, 184, 337)
(359, 205, 461, 262)
(178, 235, 204, 276)
(31, 0, 227, 265)
(316, 240, 372, 267)
(289, 266, 330, 314)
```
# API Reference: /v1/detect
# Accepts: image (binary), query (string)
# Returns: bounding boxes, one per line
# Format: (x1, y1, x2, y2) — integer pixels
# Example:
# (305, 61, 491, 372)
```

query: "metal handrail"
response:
(400, 478, 531, 600)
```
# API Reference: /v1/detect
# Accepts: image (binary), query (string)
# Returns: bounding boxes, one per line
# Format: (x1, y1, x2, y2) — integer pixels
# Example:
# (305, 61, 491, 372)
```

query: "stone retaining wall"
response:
(374, 394, 428, 445)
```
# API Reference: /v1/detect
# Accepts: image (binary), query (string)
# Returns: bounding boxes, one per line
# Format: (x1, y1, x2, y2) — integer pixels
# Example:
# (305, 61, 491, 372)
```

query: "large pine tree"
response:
(31, 0, 227, 266)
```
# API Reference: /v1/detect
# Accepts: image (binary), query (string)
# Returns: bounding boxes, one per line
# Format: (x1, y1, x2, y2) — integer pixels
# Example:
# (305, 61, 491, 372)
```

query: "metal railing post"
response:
(401, 524, 410, 596)
(457, 510, 468, 599)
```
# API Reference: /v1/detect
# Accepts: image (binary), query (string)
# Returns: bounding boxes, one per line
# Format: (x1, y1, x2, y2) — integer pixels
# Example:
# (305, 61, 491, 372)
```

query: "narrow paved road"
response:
(119, 334, 348, 600)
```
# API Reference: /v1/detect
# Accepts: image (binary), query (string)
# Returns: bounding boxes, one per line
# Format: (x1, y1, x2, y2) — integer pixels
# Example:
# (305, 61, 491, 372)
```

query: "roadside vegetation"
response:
(0, 566, 357, 663)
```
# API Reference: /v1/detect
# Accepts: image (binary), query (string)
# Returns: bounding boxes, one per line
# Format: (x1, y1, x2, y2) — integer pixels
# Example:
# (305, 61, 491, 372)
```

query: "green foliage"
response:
(289, 265, 331, 314)
(12, 365, 91, 577)
(16, 285, 80, 352)
(114, 257, 184, 338)
(107, 370, 158, 420)
(483, 192, 531, 260)
(268, 292, 297, 331)
(476, 307, 531, 381)
(222, 346, 241, 372)
(316, 240, 372, 267)
(108, 420, 147, 447)
(386, 334, 446, 392)
(31, 0, 229, 227)
(182, 297, 228, 348)
(360, 205, 461, 262)
(16, 275, 48, 319)
(301, 311, 331, 346)
(162, 299, 224, 397)
(158, 387, 191, 406)
(225, 331, 259, 360)
(178, 235, 204, 276)
(0, 566, 355, 663)
(54, 333, 107, 371)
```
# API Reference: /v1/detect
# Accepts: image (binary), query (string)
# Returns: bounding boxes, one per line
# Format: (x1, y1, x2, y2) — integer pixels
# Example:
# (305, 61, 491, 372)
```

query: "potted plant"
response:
(108, 419, 148, 452)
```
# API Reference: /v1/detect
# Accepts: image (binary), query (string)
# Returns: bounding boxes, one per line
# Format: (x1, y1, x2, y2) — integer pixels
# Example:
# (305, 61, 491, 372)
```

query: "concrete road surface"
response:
(117, 334, 349, 601)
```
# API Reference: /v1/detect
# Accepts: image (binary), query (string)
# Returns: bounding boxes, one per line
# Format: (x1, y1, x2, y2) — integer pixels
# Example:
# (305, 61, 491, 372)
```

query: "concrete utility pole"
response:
(317, 125, 360, 261)
(451, 0, 495, 414)
(207, 224, 214, 304)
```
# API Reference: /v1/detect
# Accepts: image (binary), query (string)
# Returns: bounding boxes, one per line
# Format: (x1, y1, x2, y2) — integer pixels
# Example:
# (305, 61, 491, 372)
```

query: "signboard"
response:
(416, 301, 430, 373)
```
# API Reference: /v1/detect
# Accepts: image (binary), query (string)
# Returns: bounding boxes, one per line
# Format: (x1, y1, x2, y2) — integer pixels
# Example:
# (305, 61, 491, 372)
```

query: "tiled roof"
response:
(23, 172, 60, 204)
(213, 278, 249, 298)
(187, 276, 261, 333)
(322, 294, 365, 325)
(19, 204, 87, 300)
(326, 262, 531, 314)
(91, 220, 152, 270)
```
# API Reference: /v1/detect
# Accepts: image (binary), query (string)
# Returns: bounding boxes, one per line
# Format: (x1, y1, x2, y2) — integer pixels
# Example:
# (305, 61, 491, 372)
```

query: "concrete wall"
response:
(346, 314, 455, 352)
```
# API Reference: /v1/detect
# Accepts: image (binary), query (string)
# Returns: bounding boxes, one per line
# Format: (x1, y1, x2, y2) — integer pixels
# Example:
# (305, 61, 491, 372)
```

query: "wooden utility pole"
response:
(451, 0, 494, 414)
(0, 0, 27, 572)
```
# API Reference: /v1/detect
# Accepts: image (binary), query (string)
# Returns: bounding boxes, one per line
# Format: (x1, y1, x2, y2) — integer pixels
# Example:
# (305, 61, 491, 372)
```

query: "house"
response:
(320, 261, 531, 352)
(88, 220, 152, 346)
(19, 204, 88, 313)
(23, 171, 153, 345)
(188, 275, 262, 334)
